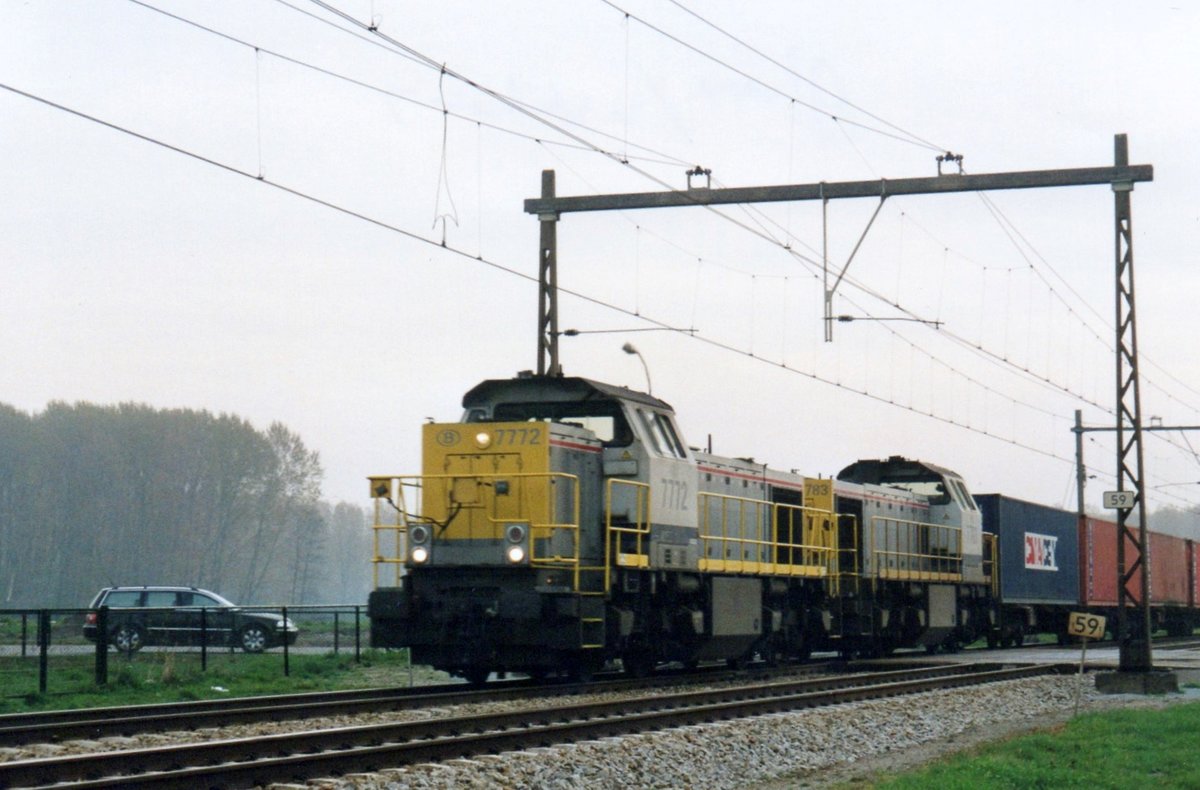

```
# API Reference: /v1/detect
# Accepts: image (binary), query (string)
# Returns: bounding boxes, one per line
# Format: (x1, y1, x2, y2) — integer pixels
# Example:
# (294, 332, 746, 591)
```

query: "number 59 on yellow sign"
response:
(1067, 612, 1106, 640)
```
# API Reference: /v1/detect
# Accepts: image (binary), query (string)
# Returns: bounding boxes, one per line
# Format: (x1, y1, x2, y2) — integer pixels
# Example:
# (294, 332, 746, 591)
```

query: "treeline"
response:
(0, 402, 373, 608)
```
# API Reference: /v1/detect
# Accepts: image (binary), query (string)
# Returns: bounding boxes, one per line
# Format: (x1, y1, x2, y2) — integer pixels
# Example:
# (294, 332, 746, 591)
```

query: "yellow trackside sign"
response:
(1067, 612, 1106, 640)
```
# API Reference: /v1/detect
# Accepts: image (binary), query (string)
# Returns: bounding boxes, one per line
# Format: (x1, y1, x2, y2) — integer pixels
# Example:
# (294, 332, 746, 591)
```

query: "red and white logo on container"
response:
(1024, 532, 1058, 571)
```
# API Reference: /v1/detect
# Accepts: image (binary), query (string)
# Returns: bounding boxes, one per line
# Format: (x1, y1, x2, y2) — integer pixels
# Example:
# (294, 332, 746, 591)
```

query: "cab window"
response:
(637, 410, 663, 454)
(656, 413, 686, 457)
(949, 478, 978, 511)
(637, 408, 687, 459)
(486, 401, 633, 447)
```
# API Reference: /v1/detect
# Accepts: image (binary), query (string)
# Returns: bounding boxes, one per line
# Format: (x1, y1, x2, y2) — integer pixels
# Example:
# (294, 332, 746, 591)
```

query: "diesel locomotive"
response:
(367, 372, 996, 682)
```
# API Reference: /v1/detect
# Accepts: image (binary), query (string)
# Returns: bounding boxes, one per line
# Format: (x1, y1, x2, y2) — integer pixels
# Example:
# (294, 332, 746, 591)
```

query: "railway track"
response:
(0, 662, 1070, 789)
(0, 662, 836, 746)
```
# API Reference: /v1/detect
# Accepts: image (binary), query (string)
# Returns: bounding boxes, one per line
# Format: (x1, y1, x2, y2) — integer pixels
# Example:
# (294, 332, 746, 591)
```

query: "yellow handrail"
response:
(868, 515, 963, 581)
(369, 477, 408, 589)
(604, 479, 652, 591)
(982, 532, 999, 596)
(696, 491, 837, 579)
(832, 512, 860, 597)
(369, 472, 591, 591)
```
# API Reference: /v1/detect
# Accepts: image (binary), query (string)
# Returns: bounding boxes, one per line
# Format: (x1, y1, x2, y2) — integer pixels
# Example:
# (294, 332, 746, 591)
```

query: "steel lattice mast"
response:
(528, 139, 1156, 675)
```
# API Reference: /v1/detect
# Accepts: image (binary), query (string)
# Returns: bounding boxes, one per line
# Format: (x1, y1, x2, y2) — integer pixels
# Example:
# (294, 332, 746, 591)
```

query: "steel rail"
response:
(0, 662, 834, 746)
(0, 663, 1068, 788)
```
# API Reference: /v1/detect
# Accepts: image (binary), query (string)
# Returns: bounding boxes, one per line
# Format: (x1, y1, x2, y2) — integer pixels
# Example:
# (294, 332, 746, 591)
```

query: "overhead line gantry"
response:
(525, 135, 1156, 679)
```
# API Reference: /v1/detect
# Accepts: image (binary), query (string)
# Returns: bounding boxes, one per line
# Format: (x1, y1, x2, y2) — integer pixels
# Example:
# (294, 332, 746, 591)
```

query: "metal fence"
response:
(0, 605, 369, 698)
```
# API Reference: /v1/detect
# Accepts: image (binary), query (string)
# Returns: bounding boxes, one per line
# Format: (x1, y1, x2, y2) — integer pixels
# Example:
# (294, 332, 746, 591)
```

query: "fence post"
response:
(37, 610, 49, 695)
(20, 612, 28, 658)
(354, 605, 361, 662)
(282, 606, 289, 677)
(200, 607, 208, 671)
(95, 606, 108, 685)
(333, 611, 340, 655)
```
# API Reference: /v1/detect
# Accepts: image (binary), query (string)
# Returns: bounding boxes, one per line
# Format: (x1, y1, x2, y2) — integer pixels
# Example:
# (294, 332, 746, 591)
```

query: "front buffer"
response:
(368, 566, 604, 683)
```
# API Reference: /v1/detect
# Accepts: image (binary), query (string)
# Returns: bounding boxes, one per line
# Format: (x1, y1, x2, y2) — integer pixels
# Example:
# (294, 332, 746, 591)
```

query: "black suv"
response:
(83, 586, 299, 653)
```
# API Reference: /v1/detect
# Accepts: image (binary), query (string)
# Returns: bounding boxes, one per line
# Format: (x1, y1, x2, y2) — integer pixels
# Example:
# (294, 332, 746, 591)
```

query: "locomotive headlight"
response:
(505, 523, 527, 543)
(409, 525, 430, 545)
(411, 546, 430, 564)
(474, 431, 492, 449)
(506, 545, 526, 564)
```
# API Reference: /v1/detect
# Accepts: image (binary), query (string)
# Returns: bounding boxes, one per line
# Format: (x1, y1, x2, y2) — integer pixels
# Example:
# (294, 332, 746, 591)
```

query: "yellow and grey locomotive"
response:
(367, 373, 989, 682)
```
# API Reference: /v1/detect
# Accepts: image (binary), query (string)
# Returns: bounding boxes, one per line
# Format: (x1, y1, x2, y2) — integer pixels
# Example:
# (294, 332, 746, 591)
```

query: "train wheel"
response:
(794, 635, 813, 663)
(623, 653, 654, 678)
(464, 667, 491, 687)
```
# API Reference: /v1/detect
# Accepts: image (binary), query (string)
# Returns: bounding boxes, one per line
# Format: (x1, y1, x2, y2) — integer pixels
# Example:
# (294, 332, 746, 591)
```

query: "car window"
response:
(193, 593, 226, 607)
(145, 591, 177, 607)
(103, 590, 142, 607)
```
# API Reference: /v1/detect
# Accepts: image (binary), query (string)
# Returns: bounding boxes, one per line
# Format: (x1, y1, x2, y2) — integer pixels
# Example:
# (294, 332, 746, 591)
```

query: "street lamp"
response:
(622, 342, 652, 395)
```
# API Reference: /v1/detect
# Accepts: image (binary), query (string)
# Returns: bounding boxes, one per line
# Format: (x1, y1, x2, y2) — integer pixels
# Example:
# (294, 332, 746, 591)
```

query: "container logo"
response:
(1024, 532, 1058, 571)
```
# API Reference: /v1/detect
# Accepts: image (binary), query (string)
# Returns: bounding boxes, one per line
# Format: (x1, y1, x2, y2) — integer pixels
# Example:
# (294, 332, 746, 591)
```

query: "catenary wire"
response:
(125, 0, 687, 168)
(661, 0, 946, 152)
(4, 80, 1195, 509)
(290, 0, 1197, 429)
(597, 0, 944, 152)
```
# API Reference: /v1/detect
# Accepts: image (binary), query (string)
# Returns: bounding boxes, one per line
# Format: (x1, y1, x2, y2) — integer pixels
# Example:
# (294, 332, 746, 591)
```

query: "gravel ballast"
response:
(315, 675, 1143, 789)
(4, 674, 1190, 788)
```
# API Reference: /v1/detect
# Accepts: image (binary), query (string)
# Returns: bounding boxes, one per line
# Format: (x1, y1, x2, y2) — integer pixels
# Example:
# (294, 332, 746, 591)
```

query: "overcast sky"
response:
(3, 1, 1199, 514)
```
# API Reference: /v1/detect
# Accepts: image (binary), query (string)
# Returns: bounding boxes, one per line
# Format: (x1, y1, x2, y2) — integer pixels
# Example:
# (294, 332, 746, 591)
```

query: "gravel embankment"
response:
(301, 676, 1190, 790)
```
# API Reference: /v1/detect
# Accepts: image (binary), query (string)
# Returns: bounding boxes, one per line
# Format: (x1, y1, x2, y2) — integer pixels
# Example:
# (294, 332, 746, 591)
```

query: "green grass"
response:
(0, 649, 420, 714)
(868, 702, 1200, 789)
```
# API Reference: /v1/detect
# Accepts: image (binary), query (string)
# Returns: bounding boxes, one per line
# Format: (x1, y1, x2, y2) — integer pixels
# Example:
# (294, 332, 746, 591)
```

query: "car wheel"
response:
(111, 624, 144, 653)
(239, 624, 269, 653)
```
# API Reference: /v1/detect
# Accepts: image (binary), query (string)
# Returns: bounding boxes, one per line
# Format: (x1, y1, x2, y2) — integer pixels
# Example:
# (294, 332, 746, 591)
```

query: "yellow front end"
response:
(422, 422, 554, 541)
(370, 422, 587, 587)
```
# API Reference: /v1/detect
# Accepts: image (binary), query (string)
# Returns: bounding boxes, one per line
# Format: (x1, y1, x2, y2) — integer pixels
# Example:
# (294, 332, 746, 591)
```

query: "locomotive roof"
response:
(463, 375, 675, 412)
(836, 456, 962, 485)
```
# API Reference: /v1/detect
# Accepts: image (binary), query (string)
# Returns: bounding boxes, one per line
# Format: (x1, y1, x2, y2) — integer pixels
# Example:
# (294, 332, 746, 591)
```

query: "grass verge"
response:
(0, 649, 428, 713)
(870, 701, 1200, 789)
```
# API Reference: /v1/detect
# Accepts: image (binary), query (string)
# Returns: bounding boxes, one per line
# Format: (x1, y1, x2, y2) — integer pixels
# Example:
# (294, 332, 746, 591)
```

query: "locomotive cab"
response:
(834, 456, 989, 651)
(461, 374, 702, 571)
(836, 456, 984, 584)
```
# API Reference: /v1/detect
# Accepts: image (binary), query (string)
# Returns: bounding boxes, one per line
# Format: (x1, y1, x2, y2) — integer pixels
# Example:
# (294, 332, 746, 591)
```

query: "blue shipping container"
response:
(977, 494, 1079, 605)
